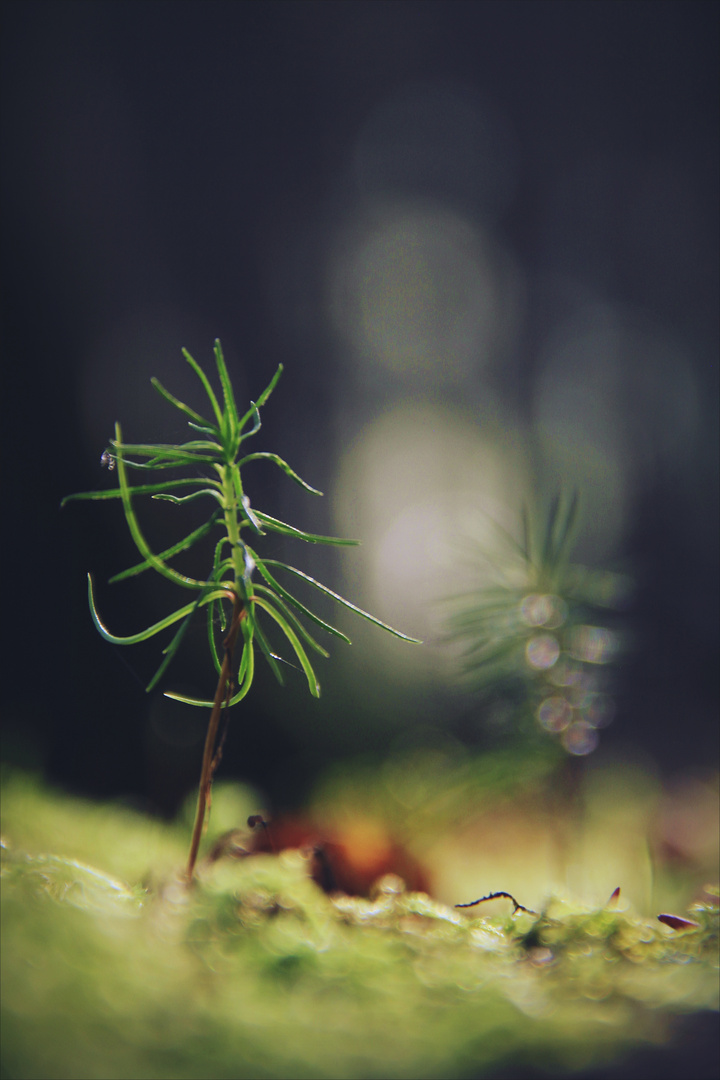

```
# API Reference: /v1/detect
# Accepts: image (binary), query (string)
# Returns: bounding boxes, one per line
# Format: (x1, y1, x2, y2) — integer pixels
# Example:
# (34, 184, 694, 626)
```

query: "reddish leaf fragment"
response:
(657, 913, 700, 930)
(607, 886, 621, 907)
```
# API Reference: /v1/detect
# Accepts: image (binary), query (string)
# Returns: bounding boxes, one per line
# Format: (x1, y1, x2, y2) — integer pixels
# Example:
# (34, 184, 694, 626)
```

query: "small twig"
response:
(456, 891, 536, 915)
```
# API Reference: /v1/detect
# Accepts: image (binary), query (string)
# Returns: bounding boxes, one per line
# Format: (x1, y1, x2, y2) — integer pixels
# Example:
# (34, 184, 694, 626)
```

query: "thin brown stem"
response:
(455, 891, 536, 915)
(185, 592, 245, 882)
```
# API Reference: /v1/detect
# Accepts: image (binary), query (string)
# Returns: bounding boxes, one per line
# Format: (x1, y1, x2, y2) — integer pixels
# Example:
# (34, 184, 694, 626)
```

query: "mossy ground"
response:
(1, 770, 718, 1079)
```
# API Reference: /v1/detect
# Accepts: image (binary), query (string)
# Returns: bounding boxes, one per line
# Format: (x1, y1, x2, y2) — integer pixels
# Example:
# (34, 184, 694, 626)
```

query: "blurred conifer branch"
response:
(446, 492, 631, 755)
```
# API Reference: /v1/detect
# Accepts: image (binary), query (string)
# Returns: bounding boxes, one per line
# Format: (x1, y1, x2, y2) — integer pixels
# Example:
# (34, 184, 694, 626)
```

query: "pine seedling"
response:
(63, 341, 420, 879)
(447, 493, 629, 755)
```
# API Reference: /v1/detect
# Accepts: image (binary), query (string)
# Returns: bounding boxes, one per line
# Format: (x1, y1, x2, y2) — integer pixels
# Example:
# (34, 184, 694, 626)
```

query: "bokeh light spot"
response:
(333, 404, 529, 680)
(520, 594, 567, 629)
(533, 299, 700, 561)
(561, 722, 600, 756)
(525, 634, 560, 671)
(537, 696, 573, 733)
(327, 204, 513, 387)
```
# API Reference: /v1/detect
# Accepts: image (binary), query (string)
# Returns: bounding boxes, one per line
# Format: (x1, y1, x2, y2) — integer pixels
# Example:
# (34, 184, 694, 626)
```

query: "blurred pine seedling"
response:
(447, 492, 631, 755)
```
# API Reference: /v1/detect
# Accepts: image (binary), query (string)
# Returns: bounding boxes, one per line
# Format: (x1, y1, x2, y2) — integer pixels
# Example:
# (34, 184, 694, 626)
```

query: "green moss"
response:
(1, 772, 717, 1079)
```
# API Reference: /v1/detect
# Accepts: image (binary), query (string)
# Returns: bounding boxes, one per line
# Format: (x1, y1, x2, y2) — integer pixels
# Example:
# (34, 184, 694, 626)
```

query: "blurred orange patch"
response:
(251, 814, 430, 897)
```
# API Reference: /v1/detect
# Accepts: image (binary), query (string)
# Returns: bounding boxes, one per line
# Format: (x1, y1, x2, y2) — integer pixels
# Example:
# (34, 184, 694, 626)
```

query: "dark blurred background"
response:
(2, 0, 718, 816)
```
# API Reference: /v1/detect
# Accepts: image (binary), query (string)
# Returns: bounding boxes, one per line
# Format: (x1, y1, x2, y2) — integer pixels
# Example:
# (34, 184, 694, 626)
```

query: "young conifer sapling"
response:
(63, 342, 420, 880)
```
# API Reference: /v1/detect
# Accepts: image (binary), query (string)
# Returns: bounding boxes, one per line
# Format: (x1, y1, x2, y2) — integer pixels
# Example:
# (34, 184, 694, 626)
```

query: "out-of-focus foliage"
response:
(309, 749, 718, 918)
(2, 771, 717, 1080)
(447, 493, 631, 755)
